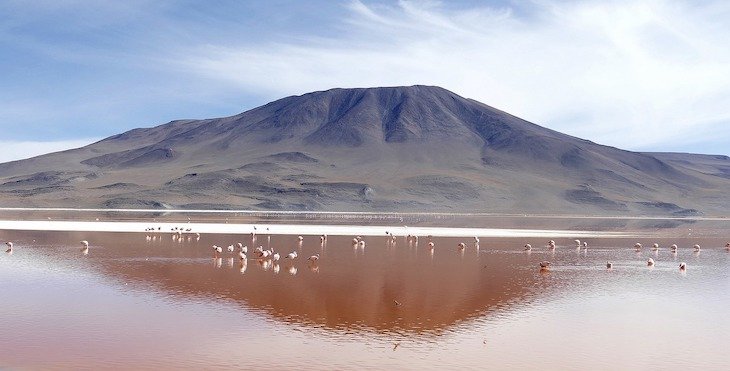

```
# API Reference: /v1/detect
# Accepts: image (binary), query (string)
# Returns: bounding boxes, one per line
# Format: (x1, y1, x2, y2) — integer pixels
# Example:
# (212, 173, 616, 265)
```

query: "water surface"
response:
(1, 228, 728, 370)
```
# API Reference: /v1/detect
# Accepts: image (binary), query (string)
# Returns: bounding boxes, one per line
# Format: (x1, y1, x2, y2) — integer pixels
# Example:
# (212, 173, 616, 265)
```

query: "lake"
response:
(1, 216, 729, 370)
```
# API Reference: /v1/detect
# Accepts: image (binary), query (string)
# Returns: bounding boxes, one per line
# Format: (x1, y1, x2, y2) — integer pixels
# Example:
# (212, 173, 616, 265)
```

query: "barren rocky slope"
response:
(1, 85, 728, 215)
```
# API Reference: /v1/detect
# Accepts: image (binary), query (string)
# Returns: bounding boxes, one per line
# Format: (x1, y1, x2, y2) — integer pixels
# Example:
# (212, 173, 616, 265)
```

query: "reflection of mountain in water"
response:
(9, 228, 729, 337)
(43, 232, 538, 334)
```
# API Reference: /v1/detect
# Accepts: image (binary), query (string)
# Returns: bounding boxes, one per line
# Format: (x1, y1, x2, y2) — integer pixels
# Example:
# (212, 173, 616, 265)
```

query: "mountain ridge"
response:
(1, 85, 728, 215)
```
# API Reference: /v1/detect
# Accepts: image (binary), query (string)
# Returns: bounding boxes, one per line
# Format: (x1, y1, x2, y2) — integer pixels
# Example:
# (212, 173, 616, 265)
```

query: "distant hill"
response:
(1, 85, 729, 215)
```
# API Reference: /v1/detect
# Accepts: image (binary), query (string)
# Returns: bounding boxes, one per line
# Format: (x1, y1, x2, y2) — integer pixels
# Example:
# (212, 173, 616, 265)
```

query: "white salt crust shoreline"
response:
(0, 220, 632, 238)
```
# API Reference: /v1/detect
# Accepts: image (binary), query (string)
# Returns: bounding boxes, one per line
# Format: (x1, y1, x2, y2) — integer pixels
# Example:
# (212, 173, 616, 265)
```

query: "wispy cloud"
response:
(178, 0, 730, 153)
(2, 0, 730, 155)
(0, 139, 100, 163)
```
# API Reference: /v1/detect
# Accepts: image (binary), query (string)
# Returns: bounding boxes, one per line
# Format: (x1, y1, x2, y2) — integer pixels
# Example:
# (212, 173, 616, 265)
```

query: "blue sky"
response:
(2, 0, 730, 162)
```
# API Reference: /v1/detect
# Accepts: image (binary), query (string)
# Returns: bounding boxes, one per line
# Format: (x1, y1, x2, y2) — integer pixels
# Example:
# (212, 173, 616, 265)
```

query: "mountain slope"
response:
(1, 85, 728, 215)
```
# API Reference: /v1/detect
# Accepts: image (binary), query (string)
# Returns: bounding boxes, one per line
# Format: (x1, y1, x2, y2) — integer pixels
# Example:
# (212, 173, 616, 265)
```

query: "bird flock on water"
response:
(533, 239, 723, 272)
(205, 229, 326, 275)
(5, 225, 730, 276)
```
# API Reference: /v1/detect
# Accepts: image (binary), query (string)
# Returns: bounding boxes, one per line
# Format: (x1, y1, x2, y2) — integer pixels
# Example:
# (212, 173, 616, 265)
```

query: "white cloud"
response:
(0, 139, 100, 163)
(176, 0, 730, 153)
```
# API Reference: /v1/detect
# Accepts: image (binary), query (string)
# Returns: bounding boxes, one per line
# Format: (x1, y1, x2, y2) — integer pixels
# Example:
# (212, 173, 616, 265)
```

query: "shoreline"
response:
(0, 219, 635, 238)
(0, 207, 728, 220)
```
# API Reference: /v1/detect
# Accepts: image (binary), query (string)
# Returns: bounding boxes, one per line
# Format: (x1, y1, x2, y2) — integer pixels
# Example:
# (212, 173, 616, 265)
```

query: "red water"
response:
(1, 230, 729, 369)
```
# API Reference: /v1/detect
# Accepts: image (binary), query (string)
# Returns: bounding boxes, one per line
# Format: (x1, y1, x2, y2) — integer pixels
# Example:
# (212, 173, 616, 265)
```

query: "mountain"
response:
(1, 85, 729, 215)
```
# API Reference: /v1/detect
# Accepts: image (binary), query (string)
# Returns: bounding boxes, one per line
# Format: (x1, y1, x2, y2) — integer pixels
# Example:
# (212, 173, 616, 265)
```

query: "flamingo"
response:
(428, 241, 435, 249)
(474, 236, 480, 244)
(457, 242, 466, 250)
(574, 239, 581, 249)
(539, 261, 551, 271)
(358, 240, 366, 248)
(308, 254, 320, 262)
(285, 251, 298, 260)
(298, 235, 303, 242)
(227, 245, 235, 253)
(647, 258, 655, 266)
(725, 242, 730, 250)
(5, 242, 12, 254)
(272, 251, 280, 262)
(213, 245, 223, 256)
(237, 243, 247, 254)
(679, 262, 687, 271)
(524, 243, 532, 251)
(81, 240, 89, 255)
(548, 240, 556, 250)
(652, 243, 659, 251)
(238, 250, 247, 260)
(352, 237, 359, 245)
(606, 261, 613, 269)
(693, 244, 701, 252)
(670, 244, 678, 252)
(634, 242, 642, 251)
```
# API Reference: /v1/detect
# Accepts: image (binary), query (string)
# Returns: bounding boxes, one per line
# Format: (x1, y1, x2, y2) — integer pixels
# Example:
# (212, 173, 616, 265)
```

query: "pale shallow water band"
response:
(0, 207, 728, 220)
